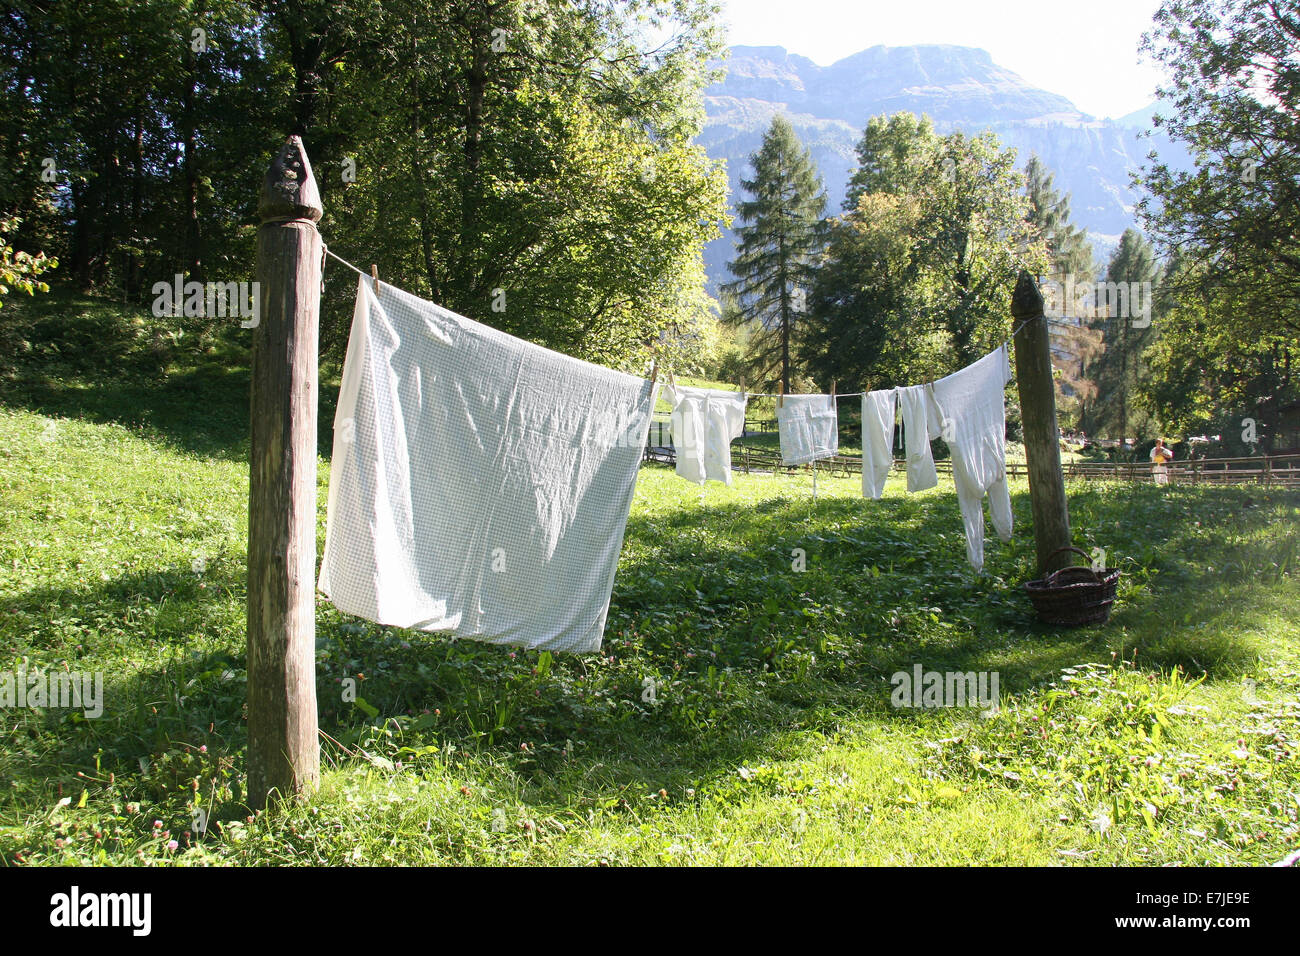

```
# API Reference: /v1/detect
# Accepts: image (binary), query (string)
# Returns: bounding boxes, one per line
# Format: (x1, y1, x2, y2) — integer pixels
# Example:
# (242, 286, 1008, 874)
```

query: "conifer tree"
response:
(723, 115, 827, 392)
(1025, 155, 1103, 423)
(1082, 228, 1161, 439)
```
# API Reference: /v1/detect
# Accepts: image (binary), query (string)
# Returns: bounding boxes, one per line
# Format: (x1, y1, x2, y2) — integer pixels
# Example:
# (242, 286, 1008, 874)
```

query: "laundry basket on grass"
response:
(1024, 546, 1120, 626)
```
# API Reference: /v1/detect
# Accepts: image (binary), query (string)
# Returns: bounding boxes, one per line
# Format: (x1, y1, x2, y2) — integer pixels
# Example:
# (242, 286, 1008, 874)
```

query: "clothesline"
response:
(664, 344, 1015, 572)
(323, 244, 368, 278)
(735, 391, 866, 399)
(320, 269, 1019, 654)
(322, 244, 1037, 397)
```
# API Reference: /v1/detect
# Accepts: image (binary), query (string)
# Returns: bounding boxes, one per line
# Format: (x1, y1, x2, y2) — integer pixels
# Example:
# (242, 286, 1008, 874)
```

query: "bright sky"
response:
(719, 0, 1169, 120)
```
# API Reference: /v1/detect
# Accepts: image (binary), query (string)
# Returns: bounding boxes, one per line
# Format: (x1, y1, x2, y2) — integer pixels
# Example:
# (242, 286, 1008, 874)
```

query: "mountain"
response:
(698, 44, 1189, 290)
(1111, 102, 1170, 129)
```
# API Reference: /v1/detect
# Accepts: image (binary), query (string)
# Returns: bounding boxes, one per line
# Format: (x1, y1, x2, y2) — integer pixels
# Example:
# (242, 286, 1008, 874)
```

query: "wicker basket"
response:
(1024, 546, 1120, 626)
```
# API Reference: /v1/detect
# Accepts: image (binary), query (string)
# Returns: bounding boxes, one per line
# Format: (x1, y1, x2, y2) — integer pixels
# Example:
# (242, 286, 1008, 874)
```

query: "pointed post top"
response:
(1010, 269, 1045, 322)
(259, 135, 322, 224)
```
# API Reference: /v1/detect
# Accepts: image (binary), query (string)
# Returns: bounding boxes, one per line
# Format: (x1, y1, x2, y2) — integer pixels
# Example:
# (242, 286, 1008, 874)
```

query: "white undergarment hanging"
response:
(777, 394, 838, 465)
(663, 383, 747, 485)
(929, 344, 1014, 571)
(861, 388, 898, 499)
(897, 383, 942, 492)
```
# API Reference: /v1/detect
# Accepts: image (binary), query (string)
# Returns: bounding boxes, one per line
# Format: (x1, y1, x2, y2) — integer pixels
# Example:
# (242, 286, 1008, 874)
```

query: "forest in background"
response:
(2, 0, 1297, 452)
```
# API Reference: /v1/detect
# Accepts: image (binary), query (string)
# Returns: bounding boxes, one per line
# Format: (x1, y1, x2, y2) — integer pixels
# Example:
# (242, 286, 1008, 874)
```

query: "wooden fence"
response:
(644, 441, 865, 478)
(643, 440, 1300, 488)
(1055, 454, 1300, 487)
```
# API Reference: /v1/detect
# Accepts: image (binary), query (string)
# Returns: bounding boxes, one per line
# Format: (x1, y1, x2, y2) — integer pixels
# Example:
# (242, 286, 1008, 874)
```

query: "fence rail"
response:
(643, 440, 1300, 488)
(923, 455, 1300, 487)
(1057, 454, 1300, 487)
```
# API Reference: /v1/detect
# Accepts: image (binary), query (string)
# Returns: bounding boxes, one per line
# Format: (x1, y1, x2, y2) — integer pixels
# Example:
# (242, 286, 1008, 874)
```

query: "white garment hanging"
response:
(929, 344, 1014, 571)
(897, 383, 942, 492)
(662, 383, 747, 485)
(861, 388, 897, 499)
(318, 276, 657, 653)
(776, 394, 838, 465)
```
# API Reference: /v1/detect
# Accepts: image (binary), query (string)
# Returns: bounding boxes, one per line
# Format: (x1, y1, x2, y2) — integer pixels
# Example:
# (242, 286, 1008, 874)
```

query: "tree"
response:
(0, 216, 55, 308)
(1134, 0, 1300, 446)
(1025, 155, 1102, 423)
(802, 113, 1045, 389)
(3, 0, 290, 294)
(1080, 228, 1161, 439)
(722, 114, 827, 392)
(1025, 155, 1093, 277)
(2, 0, 729, 370)
(1138, 0, 1300, 339)
(1140, 267, 1297, 451)
(803, 191, 930, 387)
(920, 128, 1036, 364)
(324, 0, 728, 368)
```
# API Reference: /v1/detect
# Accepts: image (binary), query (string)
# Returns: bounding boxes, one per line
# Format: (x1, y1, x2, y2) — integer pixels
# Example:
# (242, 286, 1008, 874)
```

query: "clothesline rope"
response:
(321, 243, 1038, 398)
(746, 391, 865, 399)
(323, 244, 368, 277)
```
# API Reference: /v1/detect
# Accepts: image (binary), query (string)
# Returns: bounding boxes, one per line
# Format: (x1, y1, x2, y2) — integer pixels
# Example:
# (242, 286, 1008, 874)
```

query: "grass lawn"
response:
(0, 289, 1297, 866)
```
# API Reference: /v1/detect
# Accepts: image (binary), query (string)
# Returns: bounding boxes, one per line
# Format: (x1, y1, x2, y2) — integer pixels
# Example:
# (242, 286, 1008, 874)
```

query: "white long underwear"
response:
(861, 388, 898, 499)
(897, 383, 941, 492)
(776, 394, 838, 465)
(662, 383, 747, 485)
(929, 344, 1014, 571)
(318, 276, 658, 653)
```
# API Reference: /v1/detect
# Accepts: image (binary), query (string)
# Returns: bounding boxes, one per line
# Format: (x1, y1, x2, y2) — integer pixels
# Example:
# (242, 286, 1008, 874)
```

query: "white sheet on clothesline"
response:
(861, 388, 897, 499)
(318, 276, 657, 653)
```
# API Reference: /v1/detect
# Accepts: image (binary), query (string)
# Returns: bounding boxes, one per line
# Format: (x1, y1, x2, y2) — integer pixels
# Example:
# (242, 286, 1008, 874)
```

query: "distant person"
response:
(1150, 438, 1174, 485)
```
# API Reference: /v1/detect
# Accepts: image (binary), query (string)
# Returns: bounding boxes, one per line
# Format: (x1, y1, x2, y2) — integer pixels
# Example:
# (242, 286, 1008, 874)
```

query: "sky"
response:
(719, 0, 1169, 120)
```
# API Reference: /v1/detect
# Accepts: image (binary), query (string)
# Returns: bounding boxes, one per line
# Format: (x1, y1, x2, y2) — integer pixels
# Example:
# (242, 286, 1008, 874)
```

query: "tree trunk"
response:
(457, 26, 489, 312)
(778, 233, 789, 392)
(182, 46, 202, 282)
(1118, 316, 1128, 441)
(409, 36, 441, 300)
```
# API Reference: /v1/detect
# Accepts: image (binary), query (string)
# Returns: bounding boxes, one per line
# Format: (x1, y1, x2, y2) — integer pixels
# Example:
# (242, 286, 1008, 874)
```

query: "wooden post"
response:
(1011, 270, 1072, 575)
(247, 135, 321, 806)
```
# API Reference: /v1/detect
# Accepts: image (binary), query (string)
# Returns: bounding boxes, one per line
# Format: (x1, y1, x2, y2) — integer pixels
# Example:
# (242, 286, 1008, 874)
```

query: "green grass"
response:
(1, 289, 1297, 866)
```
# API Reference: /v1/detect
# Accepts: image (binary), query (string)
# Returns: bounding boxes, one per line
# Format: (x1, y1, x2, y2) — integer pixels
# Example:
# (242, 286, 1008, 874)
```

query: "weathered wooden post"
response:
(1011, 270, 1072, 575)
(247, 135, 321, 806)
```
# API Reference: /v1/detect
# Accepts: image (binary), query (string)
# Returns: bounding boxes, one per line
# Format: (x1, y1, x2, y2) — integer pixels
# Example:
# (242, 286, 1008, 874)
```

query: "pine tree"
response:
(1082, 228, 1161, 439)
(722, 115, 827, 392)
(1025, 155, 1103, 424)
(1026, 155, 1093, 277)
